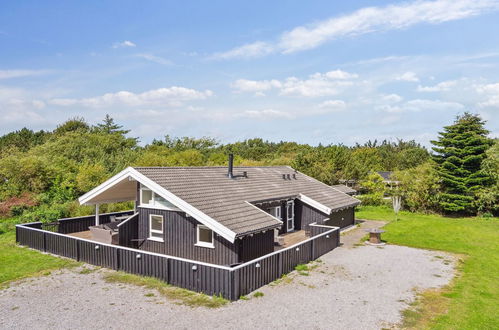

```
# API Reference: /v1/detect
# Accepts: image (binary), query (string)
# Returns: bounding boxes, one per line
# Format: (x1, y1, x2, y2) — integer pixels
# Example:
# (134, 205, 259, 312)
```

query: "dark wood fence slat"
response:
(16, 222, 340, 301)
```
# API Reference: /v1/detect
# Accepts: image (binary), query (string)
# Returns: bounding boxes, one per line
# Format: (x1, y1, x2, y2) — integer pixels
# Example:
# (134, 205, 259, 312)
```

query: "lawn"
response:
(0, 227, 79, 286)
(356, 206, 499, 330)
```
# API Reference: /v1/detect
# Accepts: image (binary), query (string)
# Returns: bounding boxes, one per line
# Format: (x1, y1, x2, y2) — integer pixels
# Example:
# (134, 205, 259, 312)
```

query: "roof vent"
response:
(282, 174, 286, 180)
(228, 154, 234, 179)
(293, 174, 297, 179)
(243, 171, 248, 178)
(287, 174, 291, 180)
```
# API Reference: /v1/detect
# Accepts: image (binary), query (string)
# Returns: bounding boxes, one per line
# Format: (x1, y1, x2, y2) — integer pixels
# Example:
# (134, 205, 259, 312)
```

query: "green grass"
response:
(0, 229, 79, 287)
(253, 291, 264, 298)
(356, 206, 499, 329)
(103, 272, 228, 308)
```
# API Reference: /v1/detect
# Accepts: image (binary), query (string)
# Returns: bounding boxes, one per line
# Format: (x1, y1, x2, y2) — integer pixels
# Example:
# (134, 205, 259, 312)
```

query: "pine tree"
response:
(95, 114, 130, 135)
(431, 113, 493, 214)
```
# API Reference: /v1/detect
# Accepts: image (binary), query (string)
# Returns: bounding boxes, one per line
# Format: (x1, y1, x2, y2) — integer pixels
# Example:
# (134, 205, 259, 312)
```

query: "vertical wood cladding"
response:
(325, 207, 355, 228)
(297, 200, 329, 230)
(238, 230, 274, 263)
(118, 214, 139, 248)
(137, 207, 238, 266)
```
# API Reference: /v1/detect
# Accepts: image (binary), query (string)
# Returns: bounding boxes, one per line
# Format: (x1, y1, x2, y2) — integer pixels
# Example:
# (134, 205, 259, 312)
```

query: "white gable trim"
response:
(78, 167, 237, 243)
(298, 194, 332, 215)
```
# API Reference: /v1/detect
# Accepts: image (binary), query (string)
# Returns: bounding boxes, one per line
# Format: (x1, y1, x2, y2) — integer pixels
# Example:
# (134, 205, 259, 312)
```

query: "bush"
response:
(357, 193, 385, 206)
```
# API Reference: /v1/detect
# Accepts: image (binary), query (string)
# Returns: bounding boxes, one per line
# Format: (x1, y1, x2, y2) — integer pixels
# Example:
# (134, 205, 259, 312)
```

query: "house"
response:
(331, 184, 357, 196)
(377, 171, 399, 189)
(78, 156, 361, 266)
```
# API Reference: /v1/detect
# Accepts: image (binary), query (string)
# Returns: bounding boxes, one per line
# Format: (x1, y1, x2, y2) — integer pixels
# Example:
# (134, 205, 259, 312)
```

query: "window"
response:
(196, 225, 214, 248)
(149, 215, 164, 241)
(267, 206, 281, 219)
(140, 188, 153, 205)
(140, 184, 180, 210)
(287, 201, 294, 220)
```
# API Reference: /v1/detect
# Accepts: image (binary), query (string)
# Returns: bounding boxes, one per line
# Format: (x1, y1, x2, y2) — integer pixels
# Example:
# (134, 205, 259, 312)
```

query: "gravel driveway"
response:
(0, 221, 456, 330)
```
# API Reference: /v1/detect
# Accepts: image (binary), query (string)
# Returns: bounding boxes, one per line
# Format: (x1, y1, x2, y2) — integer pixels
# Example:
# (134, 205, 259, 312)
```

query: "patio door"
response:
(286, 201, 295, 231)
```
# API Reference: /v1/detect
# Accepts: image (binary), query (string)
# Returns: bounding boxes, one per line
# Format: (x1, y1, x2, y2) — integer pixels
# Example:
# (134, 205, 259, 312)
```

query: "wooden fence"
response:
(16, 220, 339, 300)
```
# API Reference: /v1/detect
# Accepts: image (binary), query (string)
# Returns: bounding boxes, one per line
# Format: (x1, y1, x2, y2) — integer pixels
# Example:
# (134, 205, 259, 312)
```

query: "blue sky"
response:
(1, 0, 499, 146)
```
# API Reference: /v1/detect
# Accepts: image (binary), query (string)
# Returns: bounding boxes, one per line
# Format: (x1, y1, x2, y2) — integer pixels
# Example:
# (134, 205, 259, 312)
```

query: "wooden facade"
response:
(137, 207, 239, 266)
(258, 198, 355, 235)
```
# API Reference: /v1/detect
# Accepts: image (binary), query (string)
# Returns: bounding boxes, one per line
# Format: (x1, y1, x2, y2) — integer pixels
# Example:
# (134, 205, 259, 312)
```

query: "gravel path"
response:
(0, 221, 456, 330)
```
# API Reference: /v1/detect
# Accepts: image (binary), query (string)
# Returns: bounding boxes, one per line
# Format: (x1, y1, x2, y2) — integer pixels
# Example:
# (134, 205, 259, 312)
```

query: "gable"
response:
(79, 167, 238, 243)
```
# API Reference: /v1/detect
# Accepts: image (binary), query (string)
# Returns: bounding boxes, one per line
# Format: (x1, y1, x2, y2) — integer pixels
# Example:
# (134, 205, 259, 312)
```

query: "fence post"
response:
(277, 252, 283, 277)
(43, 232, 47, 252)
(166, 258, 170, 284)
(311, 239, 315, 261)
(115, 248, 120, 270)
(76, 240, 80, 261)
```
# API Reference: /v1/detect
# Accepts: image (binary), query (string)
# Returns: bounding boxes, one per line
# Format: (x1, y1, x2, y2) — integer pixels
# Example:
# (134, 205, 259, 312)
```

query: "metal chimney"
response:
(228, 154, 234, 178)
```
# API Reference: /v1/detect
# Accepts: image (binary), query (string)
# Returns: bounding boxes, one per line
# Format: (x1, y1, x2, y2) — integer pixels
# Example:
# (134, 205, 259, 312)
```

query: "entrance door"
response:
(286, 201, 295, 231)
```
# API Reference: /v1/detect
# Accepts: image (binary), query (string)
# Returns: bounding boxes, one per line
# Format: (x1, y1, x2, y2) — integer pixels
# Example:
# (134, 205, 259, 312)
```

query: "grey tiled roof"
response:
(135, 166, 360, 237)
(331, 184, 357, 194)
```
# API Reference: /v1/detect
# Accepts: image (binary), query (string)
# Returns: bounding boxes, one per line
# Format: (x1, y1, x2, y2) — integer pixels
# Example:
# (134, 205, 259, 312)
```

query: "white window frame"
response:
(286, 200, 295, 231)
(195, 225, 214, 248)
(140, 184, 181, 211)
(148, 214, 164, 242)
(268, 206, 281, 219)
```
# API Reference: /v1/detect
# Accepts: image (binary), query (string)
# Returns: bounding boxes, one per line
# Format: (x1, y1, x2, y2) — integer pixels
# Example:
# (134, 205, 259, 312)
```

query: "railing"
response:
(16, 218, 340, 300)
(58, 210, 134, 234)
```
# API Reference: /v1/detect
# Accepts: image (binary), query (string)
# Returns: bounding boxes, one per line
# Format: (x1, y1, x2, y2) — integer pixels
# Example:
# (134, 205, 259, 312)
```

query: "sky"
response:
(1, 0, 499, 146)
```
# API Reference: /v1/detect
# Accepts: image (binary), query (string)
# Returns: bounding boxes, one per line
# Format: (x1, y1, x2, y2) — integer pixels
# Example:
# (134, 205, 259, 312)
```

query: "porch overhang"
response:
(78, 167, 238, 243)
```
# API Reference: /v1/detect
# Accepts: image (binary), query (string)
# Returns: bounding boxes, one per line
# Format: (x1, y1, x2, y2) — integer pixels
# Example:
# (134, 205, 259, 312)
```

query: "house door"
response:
(286, 201, 295, 231)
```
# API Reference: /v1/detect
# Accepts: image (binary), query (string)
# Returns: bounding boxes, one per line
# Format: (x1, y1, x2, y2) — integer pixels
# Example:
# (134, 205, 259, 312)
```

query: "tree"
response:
(95, 114, 130, 135)
(392, 162, 440, 213)
(474, 140, 499, 215)
(54, 117, 90, 135)
(431, 113, 493, 214)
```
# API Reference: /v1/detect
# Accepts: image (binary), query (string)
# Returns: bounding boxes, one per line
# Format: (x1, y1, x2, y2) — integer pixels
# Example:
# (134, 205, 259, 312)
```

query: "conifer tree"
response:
(431, 113, 493, 214)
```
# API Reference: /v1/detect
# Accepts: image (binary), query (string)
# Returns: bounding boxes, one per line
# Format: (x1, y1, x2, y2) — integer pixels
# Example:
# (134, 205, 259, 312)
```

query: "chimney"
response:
(228, 154, 234, 179)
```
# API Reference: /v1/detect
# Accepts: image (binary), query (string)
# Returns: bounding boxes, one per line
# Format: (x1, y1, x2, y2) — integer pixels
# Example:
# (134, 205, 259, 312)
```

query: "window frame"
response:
(268, 206, 281, 219)
(139, 184, 181, 211)
(195, 225, 214, 249)
(148, 214, 164, 242)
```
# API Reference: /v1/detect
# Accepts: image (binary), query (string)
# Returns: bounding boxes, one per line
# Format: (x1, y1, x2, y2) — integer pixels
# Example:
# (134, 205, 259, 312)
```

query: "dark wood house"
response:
(78, 159, 360, 266)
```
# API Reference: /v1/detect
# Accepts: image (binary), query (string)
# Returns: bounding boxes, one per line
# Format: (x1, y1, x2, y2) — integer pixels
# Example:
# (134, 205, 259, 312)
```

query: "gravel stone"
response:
(0, 221, 456, 330)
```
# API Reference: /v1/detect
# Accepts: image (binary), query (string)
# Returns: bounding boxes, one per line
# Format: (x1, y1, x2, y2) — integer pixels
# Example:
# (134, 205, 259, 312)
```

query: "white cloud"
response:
(417, 80, 458, 92)
(231, 79, 282, 94)
(134, 53, 173, 65)
(237, 109, 295, 120)
(476, 82, 499, 107)
(403, 99, 465, 111)
(232, 69, 359, 97)
(318, 100, 346, 109)
(396, 71, 420, 82)
(381, 94, 403, 103)
(0, 69, 50, 80)
(49, 87, 213, 108)
(112, 40, 136, 48)
(214, 0, 499, 58)
(211, 41, 274, 60)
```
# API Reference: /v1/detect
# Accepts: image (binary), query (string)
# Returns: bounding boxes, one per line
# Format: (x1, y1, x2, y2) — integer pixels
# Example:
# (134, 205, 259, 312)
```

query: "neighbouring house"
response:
(377, 171, 399, 190)
(78, 155, 361, 266)
(331, 184, 357, 196)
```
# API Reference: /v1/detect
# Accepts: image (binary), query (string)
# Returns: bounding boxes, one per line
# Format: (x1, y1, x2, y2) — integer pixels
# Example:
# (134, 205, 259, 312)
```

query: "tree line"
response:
(0, 113, 496, 224)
